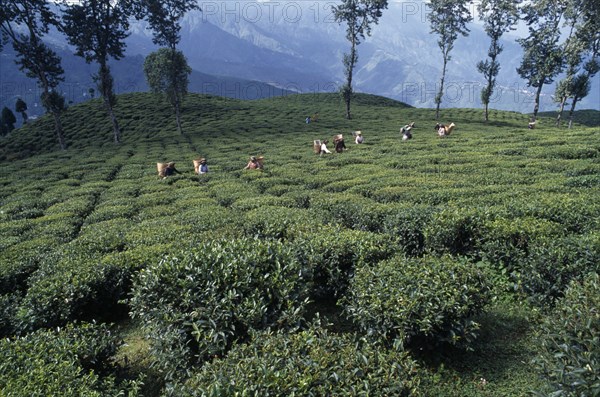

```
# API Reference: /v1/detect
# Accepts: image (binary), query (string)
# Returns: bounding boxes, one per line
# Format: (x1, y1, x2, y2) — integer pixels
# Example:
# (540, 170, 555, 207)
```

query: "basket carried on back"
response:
(313, 140, 322, 154)
(157, 162, 168, 177)
(193, 158, 202, 174)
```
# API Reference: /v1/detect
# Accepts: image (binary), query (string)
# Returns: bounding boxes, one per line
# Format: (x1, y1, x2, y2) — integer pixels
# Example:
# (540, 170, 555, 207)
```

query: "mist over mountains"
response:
(1, 0, 598, 119)
(136, 0, 599, 112)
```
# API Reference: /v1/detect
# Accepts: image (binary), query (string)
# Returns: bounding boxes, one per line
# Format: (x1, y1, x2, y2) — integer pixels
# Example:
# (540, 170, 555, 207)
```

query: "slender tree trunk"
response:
(175, 96, 183, 134)
(99, 63, 120, 143)
(484, 62, 493, 121)
(105, 98, 121, 143)
(345, 40, 357, 120)
(169, 47, 185, 134)
(555, 96, 567, 127)
(567, 96, 578, 129)
(52, 109, 66, 150)
(483, 51, 498, 122)
(484, 103, 489, 122)
(435, 55, 448, 120)
(532, 80, 545, 121)
(40, 80, 66, 150)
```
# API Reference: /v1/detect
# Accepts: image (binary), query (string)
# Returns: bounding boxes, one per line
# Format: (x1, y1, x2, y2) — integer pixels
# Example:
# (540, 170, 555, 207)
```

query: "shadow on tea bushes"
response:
(476, 216, 564, 273)
(425, 207, 491, 256)
(16, 251, 130, 331)
(382, 205, 436, 257)
(310, 193, 389, 233)
(0, 237, 60, 295)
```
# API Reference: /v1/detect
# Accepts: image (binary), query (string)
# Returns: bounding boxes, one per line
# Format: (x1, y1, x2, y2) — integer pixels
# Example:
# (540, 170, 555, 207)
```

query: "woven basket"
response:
(157, 162, 168, 177)
(313, 140, 321, 154)
(193, 159, 202, 174)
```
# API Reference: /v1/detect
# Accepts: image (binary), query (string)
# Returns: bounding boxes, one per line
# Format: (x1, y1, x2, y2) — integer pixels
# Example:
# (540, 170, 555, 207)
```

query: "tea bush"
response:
(16, 251, 129, 331)
(169, 325, 421, 397)
(83, 203, 138, 225)
(476, 216, 564, 272)
(31, 213, 82, 243)
(74, 218, 132, 254)
(533, 273, 600, 397)
(129, 238, 310, 380)
(44, 195, 97, 216)
(0, 237, 59, 295)
(124, 219, 187, 247)
(343, 255, 493, 349)
(382, 204, 436, 257)
(518, 233, 600, 307)
(506, 194, 600, 234)
(207, 180, 259, 208)
(230, 194, 297, 210)
(242, 206, 323, 240)
(310, 192, 389, 232)
(293, 226, 398, 299)
(0, 322, 141, 396)
(425, 207, 491, 256)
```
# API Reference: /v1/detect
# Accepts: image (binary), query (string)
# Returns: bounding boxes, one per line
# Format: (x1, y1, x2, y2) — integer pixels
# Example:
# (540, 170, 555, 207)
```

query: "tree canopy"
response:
(143, 47, 191, 133)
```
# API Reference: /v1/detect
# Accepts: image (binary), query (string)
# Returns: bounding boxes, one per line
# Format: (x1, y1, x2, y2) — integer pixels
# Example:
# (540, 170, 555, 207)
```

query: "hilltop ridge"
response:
(0, 91, 597, 163)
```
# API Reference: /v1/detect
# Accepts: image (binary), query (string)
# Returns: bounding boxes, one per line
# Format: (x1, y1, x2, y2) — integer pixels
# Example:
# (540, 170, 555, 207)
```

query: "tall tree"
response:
(134, 0, 199, 134)
(427, 0, 472, 120)
(62, 0, 130, 144)
(15, 97, 28, 124)
(143, 48, 191, 125)
(477, 0, 521, 122)
(0, 0, 67, 150)
(516, 0, 566, 122)
(1, 106, 17, 134)
(555, 0, 600, 127)
(333, 0, 388, 120)
(566, 59, 599, 128)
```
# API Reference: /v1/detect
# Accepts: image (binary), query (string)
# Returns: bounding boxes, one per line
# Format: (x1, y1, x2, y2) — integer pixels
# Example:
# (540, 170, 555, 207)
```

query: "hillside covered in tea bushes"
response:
(0, 93, 599, 396)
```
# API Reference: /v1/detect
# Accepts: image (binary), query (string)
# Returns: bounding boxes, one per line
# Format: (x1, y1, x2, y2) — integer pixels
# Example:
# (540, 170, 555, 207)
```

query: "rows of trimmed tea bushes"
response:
(128, 229, 397, 379)
(129, 237, 492, 388)
(0, 322, 141, 396)
(157, 253, 593, 396)
(2, 185, 599, 335)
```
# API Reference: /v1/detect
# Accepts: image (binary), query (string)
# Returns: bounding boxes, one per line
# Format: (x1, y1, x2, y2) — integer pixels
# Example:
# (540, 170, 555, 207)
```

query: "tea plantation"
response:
(0, 92, 599, 396)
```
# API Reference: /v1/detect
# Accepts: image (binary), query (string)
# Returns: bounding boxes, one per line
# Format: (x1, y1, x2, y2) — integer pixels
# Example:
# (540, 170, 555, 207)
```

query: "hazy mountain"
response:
(2, 0, 598, 117)
(121, 0, 598, 113)
(0, 42, 292, 124)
